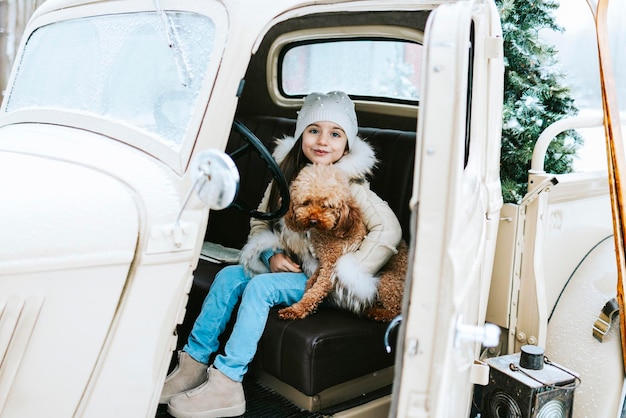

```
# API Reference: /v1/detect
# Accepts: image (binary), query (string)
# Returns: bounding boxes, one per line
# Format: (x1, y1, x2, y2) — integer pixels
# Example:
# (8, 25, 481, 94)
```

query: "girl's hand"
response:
(269, 253, 302, 273)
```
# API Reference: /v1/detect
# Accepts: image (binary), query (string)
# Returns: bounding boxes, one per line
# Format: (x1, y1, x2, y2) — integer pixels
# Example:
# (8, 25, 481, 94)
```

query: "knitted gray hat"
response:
(294, 91, 358, 148)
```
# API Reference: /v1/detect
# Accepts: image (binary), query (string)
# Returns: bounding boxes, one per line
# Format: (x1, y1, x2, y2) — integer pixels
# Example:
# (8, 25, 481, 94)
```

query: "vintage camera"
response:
(479, 345, 579, 418)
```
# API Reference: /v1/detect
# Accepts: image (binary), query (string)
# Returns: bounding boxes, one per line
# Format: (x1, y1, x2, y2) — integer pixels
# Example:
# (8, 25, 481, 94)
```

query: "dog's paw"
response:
(278, 306, 310, 320)
(365, 307, 399, 322)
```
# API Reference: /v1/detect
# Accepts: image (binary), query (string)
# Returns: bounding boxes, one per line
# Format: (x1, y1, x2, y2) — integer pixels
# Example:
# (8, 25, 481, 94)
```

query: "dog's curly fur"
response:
(278, 164, 407, 322)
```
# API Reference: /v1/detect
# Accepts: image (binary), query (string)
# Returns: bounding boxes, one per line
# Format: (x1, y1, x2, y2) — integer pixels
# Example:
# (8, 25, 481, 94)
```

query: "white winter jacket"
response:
(239, 134, 402, 282)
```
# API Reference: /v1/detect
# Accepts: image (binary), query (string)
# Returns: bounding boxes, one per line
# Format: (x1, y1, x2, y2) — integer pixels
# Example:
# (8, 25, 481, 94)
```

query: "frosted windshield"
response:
(5, 11, 219, 150)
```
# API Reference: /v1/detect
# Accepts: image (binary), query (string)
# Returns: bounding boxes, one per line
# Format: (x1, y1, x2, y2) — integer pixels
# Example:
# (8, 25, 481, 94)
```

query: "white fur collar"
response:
(272, 135, 377, 181)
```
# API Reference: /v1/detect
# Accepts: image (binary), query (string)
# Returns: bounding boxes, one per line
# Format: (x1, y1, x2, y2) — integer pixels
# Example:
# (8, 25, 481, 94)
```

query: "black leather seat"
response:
(177, 116, 415, 411)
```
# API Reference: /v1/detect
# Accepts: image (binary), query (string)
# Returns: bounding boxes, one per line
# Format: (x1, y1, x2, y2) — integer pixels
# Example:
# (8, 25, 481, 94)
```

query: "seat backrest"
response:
(360, 126, 415, 242)
(205, 116, 416, 247)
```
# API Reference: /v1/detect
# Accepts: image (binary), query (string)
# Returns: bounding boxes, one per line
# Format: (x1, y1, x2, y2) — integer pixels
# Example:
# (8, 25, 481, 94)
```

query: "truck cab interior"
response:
(173, 9, 428, 413)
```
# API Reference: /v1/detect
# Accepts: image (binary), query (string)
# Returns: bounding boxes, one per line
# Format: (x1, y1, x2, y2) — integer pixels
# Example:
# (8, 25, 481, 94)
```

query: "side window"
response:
(464, 21, 475, 168)
(279, 39, 422, 103)
(268, 27, 424, 114)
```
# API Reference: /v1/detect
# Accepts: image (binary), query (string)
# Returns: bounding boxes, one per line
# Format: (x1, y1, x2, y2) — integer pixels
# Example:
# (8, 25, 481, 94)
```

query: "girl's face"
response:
(301, 121, 349, 165)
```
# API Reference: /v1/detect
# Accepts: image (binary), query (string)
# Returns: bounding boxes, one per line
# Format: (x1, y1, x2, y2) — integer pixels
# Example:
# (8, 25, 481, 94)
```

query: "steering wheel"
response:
(229, 120, 290, 220)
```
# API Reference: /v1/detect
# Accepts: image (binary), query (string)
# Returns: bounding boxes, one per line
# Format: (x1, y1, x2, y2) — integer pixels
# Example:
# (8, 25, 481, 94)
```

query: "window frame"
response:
(266, 25, 424, 118)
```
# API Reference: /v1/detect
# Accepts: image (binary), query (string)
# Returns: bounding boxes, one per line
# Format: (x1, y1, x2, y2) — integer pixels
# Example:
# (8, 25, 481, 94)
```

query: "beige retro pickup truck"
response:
(0, 0, 623, 417)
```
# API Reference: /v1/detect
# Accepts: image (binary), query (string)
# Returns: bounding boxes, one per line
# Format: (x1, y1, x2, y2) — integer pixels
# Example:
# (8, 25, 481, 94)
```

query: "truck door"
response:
(392, 1, 504, 417)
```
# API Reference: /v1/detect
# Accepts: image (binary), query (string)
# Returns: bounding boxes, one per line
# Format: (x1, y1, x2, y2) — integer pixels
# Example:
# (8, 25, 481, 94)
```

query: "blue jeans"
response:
(184, 264, 307, 382)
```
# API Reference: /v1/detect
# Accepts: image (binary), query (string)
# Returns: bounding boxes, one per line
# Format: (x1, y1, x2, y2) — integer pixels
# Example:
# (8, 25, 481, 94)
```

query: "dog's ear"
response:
(334, 199, 362, 238)
(284, 200, 300, 231)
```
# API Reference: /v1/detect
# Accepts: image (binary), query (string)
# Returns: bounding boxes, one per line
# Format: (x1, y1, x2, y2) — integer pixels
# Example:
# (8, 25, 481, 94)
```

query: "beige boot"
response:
(167, 365, 246, 418)
(159, 351, 208, 404)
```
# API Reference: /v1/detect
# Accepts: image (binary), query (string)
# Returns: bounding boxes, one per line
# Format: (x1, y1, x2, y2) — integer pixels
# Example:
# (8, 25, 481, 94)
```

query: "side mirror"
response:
(190, 149, 239, 210)
(149, 150, 239, 253)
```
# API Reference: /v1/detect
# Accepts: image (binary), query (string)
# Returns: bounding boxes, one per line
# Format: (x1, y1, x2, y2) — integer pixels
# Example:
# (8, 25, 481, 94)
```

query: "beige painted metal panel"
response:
(394, 1, 504, 417)
(486, 204, 519, 330)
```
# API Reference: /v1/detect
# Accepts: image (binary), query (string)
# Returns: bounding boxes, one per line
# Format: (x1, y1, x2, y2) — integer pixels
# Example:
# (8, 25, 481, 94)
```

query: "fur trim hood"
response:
(272, 134, 377, 181)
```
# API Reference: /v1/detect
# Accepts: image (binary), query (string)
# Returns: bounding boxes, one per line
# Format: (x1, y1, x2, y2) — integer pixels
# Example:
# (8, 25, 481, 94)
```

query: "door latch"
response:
(454, 315, 500, 348)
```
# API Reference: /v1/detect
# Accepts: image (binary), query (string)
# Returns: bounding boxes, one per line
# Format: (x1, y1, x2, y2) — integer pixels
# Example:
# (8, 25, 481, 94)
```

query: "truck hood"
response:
(0, 150, 139, 274)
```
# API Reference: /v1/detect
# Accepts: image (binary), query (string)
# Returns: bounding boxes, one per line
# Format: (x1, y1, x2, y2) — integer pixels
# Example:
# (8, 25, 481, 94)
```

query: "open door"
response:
(392, 1, 504, 416)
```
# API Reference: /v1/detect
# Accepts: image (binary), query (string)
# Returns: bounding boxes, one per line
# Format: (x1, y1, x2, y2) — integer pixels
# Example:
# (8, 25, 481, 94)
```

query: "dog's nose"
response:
(308, 219, 318, 227)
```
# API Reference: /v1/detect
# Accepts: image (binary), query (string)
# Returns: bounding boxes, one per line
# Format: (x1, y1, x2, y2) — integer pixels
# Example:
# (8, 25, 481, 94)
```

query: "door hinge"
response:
(484, 35, 503, 59)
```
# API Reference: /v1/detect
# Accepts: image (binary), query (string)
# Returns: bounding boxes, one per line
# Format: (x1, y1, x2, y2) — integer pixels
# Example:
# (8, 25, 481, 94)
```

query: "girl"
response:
(161, 91, 402, 418)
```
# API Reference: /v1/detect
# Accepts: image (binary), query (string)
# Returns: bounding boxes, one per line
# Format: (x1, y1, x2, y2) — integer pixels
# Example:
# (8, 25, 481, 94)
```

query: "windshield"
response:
(4, 10, 222, 151)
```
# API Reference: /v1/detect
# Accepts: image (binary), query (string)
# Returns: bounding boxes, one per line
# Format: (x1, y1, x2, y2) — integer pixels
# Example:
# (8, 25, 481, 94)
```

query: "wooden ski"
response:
(588, 0, 626, 370)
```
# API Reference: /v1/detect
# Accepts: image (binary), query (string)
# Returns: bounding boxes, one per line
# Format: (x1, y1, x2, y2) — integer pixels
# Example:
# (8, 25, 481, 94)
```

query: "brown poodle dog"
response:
(278, 164, 408, 322)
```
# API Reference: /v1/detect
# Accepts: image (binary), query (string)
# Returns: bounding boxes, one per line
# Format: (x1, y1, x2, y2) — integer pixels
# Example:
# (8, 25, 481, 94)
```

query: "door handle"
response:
(454, 315, 500, 348)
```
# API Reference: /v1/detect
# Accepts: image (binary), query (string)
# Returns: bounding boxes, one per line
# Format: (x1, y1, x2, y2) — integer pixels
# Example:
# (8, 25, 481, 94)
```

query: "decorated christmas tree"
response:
(496, 0, 583, 203)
